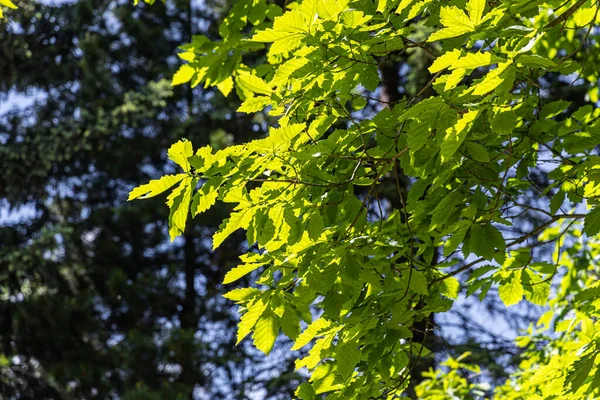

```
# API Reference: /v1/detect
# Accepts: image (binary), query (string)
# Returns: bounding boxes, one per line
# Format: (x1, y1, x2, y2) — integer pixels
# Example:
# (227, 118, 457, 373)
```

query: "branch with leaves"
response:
(128, 0, 600, 397)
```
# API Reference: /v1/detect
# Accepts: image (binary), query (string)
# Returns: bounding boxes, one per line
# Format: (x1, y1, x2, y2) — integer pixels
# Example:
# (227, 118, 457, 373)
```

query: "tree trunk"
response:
(379, 59, 438, 397)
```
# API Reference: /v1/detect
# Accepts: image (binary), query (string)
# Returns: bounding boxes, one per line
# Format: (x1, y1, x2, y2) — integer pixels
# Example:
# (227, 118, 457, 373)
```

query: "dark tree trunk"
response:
(379, 59, 438, 398)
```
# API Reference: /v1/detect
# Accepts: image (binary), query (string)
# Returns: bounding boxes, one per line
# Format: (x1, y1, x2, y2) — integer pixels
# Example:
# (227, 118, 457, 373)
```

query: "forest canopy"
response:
(3, 0, 600, 398)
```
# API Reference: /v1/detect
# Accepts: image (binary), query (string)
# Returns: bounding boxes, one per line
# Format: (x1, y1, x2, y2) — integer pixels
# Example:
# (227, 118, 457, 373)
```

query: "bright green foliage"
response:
(494, 221, 600, 400)
(416, 352, 491, 399)
(0, 0, 17, 19)
(128, 174, 187, 201)
(130, 0, 600, 397)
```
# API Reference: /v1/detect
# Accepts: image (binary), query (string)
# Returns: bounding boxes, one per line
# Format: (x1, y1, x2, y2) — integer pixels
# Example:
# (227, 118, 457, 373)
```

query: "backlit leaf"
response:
(291, 318, 332, 351)
(213, 208, 254, 249)
(428, 6, 474, 42)
(128, 174, 187, 201)
(498, 271, 524, 306)
(168, 139, 193, 172)
(253, 310, 279, 355)
(172, 64, 195, 86)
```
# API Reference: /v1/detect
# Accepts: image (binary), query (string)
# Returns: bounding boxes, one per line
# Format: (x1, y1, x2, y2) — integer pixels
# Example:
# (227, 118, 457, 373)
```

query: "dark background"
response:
(0, 0, 300, 398)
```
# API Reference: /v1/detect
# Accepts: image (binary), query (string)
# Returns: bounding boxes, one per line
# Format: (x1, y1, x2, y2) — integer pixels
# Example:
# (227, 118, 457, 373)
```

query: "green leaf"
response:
(237, 73, 272, 96)
(237, 298, 267, 344)
(312, 365, 345, 394)
(466, 0, 485, 25)
(222, 186, 250, 205)
(467, 265, 496, 282)
(250, 10, 307, 54)
(0, 0, 17, 16)
(516, 54, 556, 68)
(253, 310, 279, 355)
(431, 51, 499, 73)
(401, 97, 456, 152)
(466, 278, 490, 297)
(441, 109, 479, 162)
(395, 0, 414, 14)
(172, 64, 195, 86)
(337, 341, 361, 379)
(272, 57, 309, 86)
(168, 177, 195, 241)
(279, 306, 301, 340)
(251, 123, 306, 154)
(471, 61, 514, 96)
(213, 208, 254, 249)
(409, 269, 429, 295)
(223, 262, 264, 284)
(498, 270, 524, 306)
(191, 178, 221, 217)
(549, 190, 565, 215)
(296, 333, 334, 370)
(477, 280, 493, 301)
(466, 141, 490, 162)
(376, 0, 387, 13)
(590, 364, 600, 396)
(428, 6, 475, 42)
(491, 109, 516, 135)
(128, 174, 187, 201)
(0, 0, 17, 9)
(295, 382, 316, 400)
(429, 49, 462, 73)
(123, 1, 600, 396)
(291, 318, 332, 351)
(317, 0, 349, 21)
(444, 68, 467, 90)
(307, 211, 325, 241)
(469, 224, 505, 260)
(168, 139, 194, 172)
(188, 145, 215, 173)
(223, 287, 261, 302)
(453, 52, 500, 70)
(406, 1, 430, 20)
(216, 76, 233, 97)
(584, 206, 600, 237)
(444, 222, 469, 256)
(540, 100, 571, 120)
(439, 277, 460, 299)
(524, 281, 550, 306)
(341, 10, 371, 28)
(565, 352, 597, 393)
(573, 287, 600, 304)
(237, 96, 272, 113)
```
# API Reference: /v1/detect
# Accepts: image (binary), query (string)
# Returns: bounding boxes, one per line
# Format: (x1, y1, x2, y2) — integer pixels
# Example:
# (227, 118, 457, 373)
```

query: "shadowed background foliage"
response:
(0, 0, 300, 398)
